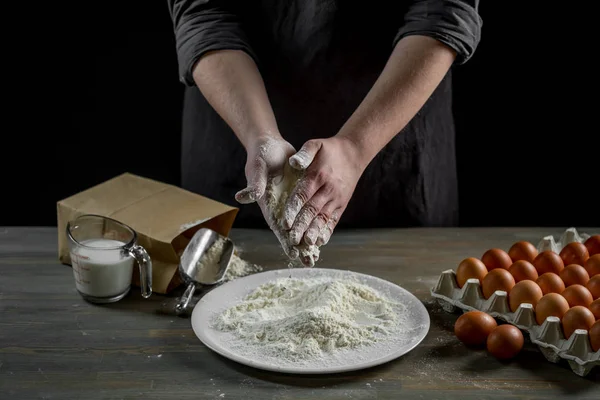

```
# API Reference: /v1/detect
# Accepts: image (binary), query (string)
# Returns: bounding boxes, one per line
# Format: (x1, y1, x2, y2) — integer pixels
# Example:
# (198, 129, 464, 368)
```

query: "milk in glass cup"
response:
(66, 214, 152, 303)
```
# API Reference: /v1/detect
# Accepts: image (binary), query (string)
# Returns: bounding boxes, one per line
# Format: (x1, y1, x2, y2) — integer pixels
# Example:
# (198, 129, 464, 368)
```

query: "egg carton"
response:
(430, 227, 599, 377)
(536, 226, 591, 254)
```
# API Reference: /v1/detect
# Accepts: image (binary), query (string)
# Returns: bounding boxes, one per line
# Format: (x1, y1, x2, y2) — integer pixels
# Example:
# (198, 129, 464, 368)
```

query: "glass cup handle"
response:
(129, 245, 152, 298)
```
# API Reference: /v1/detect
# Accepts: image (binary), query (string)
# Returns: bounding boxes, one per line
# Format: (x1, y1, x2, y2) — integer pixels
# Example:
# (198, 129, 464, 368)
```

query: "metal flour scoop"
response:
(174, 228, 234, 315)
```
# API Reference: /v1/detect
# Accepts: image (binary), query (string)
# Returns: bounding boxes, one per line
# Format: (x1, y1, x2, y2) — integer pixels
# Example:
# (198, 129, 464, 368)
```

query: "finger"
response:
(267, 222, 299, 260)
(281, 239, 300, 260)
(235, 158, 268, 204)
(283, 174, 323, 230)
(289, 140, 321, 170)
(235, 187, 261, 204)
(317, 208, 342, 246)
(288, 185, 332, 245)
(280, 235, 300, 260)
(304, 201, 336, 245)
(300, 251, 317, 268)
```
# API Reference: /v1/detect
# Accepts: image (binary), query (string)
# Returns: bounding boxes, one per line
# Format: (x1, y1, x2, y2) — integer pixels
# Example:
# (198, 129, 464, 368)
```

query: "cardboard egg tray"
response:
(431, 227, 599, 377)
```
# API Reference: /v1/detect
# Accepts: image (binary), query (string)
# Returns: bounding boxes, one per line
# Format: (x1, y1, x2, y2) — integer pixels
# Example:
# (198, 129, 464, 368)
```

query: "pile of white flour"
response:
(212, 275, 405, 364)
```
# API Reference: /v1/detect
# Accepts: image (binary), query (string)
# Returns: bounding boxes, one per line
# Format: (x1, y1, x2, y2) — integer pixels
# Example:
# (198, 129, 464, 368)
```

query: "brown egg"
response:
(589, 298, 600, 320)
(508, 241, 538, 262)
(562, 306, 596, 339)
(590, 320, 600, 351)
(482, 268, 516, 299)
(454, 310, 498, 347)
(508, 280, 543, 312)
(535, 293, 570, 325)
(584, 235, 600, 256)
(587, 275, 600, 300)
(560, 242, 590, 267)
(508, 260, 539, 282)
(584, 254, 600, 277)
(456, 257, 488, 288)
(481, 248, 513, 271)
(561, 284, 594, 308)
(536, 272, 566, 295)
(533, 251, 564, 275)
(486, 324, 524, 360)
(559, 264, 590, 287)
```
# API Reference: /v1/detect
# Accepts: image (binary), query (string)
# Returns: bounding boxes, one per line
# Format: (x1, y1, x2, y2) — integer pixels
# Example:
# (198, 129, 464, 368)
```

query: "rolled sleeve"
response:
(168, 0, 257, 86)
(394, 0, 483, 64)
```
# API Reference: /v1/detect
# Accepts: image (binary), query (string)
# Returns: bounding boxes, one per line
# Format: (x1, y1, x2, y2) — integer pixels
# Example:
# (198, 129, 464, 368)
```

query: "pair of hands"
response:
(235, 135, 365, 266)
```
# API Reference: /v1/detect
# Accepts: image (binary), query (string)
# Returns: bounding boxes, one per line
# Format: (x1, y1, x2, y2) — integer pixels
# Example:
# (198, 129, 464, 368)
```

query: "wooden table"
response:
(1, 227, 598, 399)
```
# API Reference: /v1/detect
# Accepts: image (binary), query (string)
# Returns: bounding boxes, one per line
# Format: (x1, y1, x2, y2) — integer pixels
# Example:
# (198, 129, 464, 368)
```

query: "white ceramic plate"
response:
(191, 268, 430, 374)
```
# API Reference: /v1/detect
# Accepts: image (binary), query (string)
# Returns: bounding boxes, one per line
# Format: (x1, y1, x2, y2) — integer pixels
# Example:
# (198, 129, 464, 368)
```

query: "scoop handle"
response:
(175, 283, 196, 315)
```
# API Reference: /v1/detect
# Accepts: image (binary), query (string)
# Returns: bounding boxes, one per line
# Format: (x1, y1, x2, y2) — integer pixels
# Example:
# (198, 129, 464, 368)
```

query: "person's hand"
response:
(235, 135, 300, 259)
(283, 136, 366, 260)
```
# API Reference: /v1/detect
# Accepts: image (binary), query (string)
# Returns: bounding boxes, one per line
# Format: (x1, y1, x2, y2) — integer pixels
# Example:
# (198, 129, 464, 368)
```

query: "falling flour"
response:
(212, 275, 407, 364)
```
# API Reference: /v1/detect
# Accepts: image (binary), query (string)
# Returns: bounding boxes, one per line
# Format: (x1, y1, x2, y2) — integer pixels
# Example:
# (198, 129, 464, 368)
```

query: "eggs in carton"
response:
(431, 227, 599, 377)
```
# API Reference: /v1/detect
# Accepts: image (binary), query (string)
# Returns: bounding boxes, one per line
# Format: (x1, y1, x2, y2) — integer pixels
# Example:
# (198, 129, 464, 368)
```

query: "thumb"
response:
(289, 140, 321, 170)
(235, 158, 268, 204)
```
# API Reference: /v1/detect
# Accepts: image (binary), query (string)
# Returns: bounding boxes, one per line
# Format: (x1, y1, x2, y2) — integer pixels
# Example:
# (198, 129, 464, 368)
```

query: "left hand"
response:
(283, 136, 366, 255)
(234, 135, 300, 260)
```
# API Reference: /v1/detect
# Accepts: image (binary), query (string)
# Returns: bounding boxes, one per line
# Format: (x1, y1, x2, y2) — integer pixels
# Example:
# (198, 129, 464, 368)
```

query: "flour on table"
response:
(264, 162, 321, 266)
(225, 249, 262, 281)
(212, 275, 407, 364)
(196, 236, 262, 282)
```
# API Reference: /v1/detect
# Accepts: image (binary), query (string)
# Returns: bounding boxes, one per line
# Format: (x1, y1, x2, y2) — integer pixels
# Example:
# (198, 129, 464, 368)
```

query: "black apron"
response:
(179, 1, 461, 229)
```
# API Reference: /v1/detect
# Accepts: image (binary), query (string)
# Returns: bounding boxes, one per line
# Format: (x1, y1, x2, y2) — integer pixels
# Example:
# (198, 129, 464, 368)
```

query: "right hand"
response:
(235, 135, 299, 259)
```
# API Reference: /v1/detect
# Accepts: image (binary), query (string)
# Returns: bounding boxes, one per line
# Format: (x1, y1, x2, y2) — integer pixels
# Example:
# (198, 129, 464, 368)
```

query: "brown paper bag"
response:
(57, 172, 238, 294)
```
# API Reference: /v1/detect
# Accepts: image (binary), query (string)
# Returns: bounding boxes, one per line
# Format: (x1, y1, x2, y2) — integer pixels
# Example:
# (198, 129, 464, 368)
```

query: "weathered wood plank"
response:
(0, 227, 598, 400)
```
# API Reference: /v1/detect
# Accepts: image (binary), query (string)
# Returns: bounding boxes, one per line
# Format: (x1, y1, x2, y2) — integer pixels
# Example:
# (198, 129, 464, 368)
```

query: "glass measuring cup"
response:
(66, 214, 152, 303)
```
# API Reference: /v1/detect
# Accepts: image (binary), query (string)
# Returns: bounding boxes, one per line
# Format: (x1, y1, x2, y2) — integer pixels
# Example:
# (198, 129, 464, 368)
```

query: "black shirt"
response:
(167, 0, 482, 229)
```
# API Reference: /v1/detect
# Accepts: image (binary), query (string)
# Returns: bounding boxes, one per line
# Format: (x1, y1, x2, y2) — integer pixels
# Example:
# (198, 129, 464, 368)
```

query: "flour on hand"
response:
(263, 162, 321, 267)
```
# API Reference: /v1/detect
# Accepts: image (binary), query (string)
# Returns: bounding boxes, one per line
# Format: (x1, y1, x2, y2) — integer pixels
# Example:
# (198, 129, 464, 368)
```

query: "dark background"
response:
(2, 2, 598, 228)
